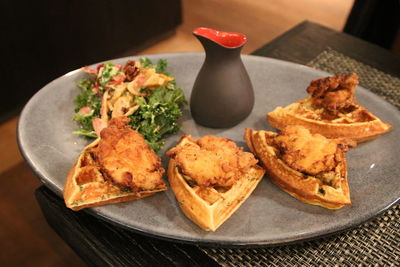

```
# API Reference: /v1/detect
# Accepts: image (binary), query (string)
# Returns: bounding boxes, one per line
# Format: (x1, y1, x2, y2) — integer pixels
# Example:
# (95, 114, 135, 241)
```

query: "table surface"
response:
(34, 21, 400, 266)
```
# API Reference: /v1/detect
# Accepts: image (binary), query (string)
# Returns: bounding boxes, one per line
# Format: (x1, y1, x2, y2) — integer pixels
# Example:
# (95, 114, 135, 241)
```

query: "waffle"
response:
(64, 139, 167, 211)
(167, 135, 265, 231)
(244, 127, 351, 209)
(267, 73, 392, 142)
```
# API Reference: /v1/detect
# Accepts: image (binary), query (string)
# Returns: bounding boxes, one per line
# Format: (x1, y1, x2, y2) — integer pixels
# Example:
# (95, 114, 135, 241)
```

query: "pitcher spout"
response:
(193, 27, 247, 50)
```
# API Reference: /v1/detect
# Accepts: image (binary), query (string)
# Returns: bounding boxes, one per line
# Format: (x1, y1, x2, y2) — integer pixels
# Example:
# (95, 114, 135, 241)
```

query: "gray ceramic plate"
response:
(18, 53, 400, 246)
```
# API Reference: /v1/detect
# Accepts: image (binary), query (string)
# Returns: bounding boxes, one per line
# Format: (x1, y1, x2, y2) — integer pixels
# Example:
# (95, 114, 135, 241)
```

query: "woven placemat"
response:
(200, 49, 400, 266)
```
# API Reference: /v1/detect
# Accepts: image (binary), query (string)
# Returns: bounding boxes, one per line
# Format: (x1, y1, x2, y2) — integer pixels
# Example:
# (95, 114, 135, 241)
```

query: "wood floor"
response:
(0, 1, 353, 265)
(139, 0, 353, 55)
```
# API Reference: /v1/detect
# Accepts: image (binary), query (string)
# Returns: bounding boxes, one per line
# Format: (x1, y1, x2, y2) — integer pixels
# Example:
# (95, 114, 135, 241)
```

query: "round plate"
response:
(18, 53, 400, 246)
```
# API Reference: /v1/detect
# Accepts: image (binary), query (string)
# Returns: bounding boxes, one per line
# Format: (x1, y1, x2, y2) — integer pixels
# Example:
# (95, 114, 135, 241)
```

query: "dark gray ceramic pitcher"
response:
(190, 27, 254, 128)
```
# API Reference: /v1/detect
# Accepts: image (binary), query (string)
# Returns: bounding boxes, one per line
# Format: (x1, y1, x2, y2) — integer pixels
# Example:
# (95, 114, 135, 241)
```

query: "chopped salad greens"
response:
(73, 58, 186, 151)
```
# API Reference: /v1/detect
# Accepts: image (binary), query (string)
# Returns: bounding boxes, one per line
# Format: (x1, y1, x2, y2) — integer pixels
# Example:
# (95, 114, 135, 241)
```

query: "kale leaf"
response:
(155, 59, 168, 74)
(128, 87, 185, 152)
(72, 78, 101, 137)
(139, 57, 153, 68)
(139, 57, 168, 74)
(97, 63, 120, 91)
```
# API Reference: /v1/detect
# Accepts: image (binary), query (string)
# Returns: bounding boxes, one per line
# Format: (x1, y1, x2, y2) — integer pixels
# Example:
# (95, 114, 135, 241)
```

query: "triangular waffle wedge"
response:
(167, 135, 265, 231)
(64, 118, 167, 211)
(267, 73, 392, 142)
(244, 127, 352, 209)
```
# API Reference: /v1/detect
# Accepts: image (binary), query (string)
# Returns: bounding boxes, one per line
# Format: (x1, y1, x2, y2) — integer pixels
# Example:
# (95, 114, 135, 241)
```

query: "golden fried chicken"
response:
(166, 135, 258, 187)
(306, 73, 359, 114)
(273, 126, 345, 175)
(93, 117, 165, 191)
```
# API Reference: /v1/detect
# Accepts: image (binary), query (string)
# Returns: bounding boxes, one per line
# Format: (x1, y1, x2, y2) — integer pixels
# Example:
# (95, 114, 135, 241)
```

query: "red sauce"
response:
(193, 27, 247, 48)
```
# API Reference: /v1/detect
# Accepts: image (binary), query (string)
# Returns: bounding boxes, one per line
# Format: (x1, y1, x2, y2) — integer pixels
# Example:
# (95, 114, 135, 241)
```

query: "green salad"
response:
(73, 58, 186, 151)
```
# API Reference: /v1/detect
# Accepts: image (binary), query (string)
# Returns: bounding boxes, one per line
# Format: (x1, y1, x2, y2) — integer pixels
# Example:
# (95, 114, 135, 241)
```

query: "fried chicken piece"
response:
(167, 136, 258, 187)
(306, 73, 359, 114)
(93, 117, 165, 191)
(273, 126, 345, 175)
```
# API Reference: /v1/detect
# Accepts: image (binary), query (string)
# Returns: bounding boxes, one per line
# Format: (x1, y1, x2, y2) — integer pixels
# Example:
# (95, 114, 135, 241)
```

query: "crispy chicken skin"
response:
(166, 136, 258, 187)
(93, 117, 165, 191)
(273, 126, 350, 175)
(306, 73, 359, 114)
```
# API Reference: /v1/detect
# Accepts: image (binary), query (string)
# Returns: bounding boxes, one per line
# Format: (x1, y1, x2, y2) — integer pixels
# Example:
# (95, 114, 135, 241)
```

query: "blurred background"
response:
(1, 0, 399, 265)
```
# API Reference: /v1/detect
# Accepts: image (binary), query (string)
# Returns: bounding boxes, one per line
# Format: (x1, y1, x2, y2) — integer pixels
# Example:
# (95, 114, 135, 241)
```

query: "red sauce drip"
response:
(193, 27, 247, 48)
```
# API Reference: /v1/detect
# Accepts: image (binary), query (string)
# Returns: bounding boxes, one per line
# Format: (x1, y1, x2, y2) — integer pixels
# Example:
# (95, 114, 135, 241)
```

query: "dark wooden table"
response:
(35, 21, 400, 266)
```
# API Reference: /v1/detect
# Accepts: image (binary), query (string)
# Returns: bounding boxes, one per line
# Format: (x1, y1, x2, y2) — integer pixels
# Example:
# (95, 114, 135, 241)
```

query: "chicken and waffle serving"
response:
(267, 73, 392, 142)
(64, 117, 167, 211)
(63, 65, 394, 230)
(166, 135, 265, 231)
(245, 125, 354, 209)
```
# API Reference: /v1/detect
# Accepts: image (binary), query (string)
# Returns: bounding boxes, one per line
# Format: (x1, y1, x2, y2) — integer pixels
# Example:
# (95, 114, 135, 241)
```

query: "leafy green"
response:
(139, 57, 168, 74)
(73, 78, 101, 136)
(148, 86, 186, 105)
(72, 112, 97, 137)
(97, 63, 120, 91)
(155, 59, 168, 74)
(128, 87, 185, 151)
(139, 57, 153, 68)
(72, 128, 97, 138)
(74, 79, 96, 110)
